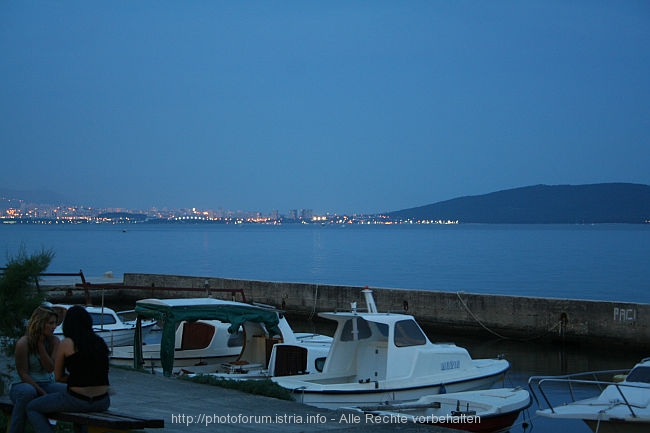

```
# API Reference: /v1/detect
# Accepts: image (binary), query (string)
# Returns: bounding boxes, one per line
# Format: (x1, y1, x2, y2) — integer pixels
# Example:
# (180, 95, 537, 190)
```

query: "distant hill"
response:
(0, 188, 68, 207)
(387, 183, 650, 224)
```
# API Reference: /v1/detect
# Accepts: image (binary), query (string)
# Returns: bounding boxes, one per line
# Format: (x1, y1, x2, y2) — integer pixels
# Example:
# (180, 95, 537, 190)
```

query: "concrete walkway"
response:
(107, 367, 452, 433)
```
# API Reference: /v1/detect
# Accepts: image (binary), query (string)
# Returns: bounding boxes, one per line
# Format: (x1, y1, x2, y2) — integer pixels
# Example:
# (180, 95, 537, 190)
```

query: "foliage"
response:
(180, 375, 295, 401)
(0, 247, 54, 351)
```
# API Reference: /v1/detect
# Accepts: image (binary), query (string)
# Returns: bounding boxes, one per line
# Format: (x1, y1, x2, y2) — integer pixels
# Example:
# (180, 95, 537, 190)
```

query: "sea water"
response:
(2, 222, 648, 433)
(1, 223, 648, 303)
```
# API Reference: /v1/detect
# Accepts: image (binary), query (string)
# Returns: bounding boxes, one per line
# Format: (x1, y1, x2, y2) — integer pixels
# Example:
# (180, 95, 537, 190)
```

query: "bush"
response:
(180, 375, 295, 401)
(0, 247, 54, 353)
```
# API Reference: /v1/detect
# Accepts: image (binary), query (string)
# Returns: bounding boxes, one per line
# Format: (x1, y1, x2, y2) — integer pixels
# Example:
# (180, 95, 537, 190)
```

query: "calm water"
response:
(2, 223, 649, 433)
(1, 223, 648, 303)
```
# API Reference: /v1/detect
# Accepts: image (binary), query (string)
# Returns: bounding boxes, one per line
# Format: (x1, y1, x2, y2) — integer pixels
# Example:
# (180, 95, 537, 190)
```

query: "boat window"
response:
(341, 318, 372, 341)
(625, 366, 650, 383)
(315, 357, 326, 372)
(394, 320, 427, 347)
(90, 313, 117, 326)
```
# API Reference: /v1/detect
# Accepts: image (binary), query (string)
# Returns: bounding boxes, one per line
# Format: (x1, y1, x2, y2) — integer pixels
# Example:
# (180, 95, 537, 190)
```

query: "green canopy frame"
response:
(133, 298, 282, 376)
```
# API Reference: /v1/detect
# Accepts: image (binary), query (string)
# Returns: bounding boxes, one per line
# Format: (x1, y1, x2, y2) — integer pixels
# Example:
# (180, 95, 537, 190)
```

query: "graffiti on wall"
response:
(613, 307, 637, 323)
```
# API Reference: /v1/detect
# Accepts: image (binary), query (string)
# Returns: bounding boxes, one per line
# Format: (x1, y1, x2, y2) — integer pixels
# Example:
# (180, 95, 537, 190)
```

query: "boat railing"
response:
(528, 369, 645, 417)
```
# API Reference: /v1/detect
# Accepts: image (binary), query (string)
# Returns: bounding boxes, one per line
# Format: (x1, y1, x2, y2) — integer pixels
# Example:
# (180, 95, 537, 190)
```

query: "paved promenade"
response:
(107, 367, 452, 433)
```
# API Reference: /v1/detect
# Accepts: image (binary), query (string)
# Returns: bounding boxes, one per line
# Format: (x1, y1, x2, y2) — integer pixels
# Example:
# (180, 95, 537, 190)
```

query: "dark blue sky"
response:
(2, 1, 649, 214)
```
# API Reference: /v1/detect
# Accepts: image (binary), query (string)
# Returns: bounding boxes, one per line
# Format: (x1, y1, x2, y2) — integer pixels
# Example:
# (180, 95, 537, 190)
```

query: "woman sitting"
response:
(9, 305, 66, 433)
(26, 305, 110, 432)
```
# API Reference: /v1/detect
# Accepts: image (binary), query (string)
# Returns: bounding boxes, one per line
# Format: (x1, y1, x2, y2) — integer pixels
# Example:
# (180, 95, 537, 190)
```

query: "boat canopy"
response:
(133, 298, 282, 376)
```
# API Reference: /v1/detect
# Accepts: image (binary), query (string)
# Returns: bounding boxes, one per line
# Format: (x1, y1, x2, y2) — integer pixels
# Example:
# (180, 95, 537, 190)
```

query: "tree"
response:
(0, 247, 55, 346)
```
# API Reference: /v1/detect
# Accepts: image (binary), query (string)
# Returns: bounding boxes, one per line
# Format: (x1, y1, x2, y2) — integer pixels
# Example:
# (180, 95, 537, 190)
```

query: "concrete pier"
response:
(105, 367, 453, 433)
(47, 273, 650, 352)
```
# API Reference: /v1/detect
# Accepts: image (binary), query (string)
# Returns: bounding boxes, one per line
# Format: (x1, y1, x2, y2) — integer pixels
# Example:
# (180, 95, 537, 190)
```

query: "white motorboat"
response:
(110, 319, 244, 368)
(266, 333, 333, 377)
(52, 304, 156, 349)
(343, 387, 531, 433)
(272, 289, 510, 409)
(130, 297, 331, 377)
(177, 322, 332, 379)
(530, 358, 650, 433)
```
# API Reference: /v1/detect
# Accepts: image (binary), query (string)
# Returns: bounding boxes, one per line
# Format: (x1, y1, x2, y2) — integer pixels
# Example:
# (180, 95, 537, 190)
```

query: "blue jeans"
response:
(9, 382, 67, 433)
(26, 390, 110, 433)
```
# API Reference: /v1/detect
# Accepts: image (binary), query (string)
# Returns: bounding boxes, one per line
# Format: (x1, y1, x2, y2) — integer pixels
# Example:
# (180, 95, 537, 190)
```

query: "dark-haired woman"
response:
(26, 305, 110, 432)
(9, 306, 66, 433)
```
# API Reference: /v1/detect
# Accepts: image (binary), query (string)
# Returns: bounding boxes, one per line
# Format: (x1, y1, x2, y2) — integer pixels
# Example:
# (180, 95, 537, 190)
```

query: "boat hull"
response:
(539, 403, 650, 433)
(407, 410, 521, 433)
(530, 358, 650, 433)
(349, 387, 530, 433)
(359, 388, 532, 433)
(584, 420, 650, 433)
(53, 304, 155, 349)
(110, 342, 240, 368)
(96, 326, 152, 349)
(284, 367, 508, 409)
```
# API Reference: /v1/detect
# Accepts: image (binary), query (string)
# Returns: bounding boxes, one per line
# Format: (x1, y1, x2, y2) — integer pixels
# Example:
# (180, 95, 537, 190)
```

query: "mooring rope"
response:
(308, 284, 319, 320)
(456, 292, 562, 342)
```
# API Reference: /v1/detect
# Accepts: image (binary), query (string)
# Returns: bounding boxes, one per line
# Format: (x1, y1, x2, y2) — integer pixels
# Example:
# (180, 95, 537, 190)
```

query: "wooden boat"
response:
(52, 304, 156, 349)
(530, 358, 650, 433)
(344, 387, 531, 433)
(272, 289, 510, 409)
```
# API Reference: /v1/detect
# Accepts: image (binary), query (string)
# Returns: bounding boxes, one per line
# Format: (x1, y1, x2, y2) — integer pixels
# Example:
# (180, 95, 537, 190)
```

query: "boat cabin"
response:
(318, 310, 473, 384)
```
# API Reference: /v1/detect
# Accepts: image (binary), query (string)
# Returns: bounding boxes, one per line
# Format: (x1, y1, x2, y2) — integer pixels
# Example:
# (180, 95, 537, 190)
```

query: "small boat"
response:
(344, 387, 531, 433)
(129, 297, 332, 377)
(52, 304, 156, 349)
(272, 289, 510, 409)
(110, 319, 244, 368)
(180, 328, 333, 379)
(529, 357, 650, 433)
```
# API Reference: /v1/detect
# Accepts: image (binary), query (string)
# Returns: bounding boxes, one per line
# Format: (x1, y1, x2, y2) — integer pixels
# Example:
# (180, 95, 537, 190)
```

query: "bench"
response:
(0, 396, 164, 433)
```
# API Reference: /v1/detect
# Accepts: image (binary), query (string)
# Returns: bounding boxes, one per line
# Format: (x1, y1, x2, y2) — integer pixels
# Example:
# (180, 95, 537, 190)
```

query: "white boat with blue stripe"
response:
(271, 289, 510, 409)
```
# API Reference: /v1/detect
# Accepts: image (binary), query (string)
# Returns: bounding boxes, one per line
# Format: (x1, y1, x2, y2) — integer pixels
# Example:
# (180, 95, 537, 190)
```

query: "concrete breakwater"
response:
(48, 273, 650, 351)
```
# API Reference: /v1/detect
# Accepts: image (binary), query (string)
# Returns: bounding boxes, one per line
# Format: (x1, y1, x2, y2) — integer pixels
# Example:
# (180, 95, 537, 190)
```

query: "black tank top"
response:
(65, 343, 110, 387)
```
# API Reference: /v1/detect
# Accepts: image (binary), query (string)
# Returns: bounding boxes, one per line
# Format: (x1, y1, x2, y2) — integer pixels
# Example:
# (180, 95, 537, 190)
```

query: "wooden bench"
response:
(0, 396, 164, 433)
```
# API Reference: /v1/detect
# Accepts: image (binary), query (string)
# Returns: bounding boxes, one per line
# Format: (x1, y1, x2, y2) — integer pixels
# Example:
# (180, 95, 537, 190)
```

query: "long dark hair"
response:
(62, 306, 108, 356)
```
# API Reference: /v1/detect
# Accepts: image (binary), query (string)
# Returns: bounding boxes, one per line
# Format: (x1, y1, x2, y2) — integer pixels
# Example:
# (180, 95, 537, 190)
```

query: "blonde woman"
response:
(9, 305, 66, 433)
(27, 305, 110, 432)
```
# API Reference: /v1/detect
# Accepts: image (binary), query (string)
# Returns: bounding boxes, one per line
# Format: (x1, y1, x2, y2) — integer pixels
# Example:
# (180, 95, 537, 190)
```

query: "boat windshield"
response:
(394, 319, 427, 347)
(90, 313, 117, 326)
(625, 366, 650, 384)
(339, 318, 389, 341)
(341, 318, 372, 341)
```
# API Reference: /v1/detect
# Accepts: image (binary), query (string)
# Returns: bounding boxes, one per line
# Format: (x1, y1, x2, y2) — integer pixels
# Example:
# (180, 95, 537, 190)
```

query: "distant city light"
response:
(1, 197, 462, 225)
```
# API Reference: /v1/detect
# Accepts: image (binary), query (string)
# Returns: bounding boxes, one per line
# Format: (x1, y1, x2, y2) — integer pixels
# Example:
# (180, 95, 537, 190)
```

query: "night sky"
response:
(2, 1, 648, 214)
